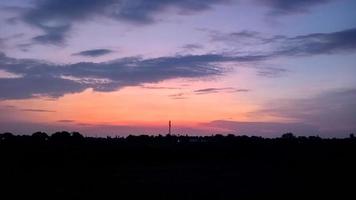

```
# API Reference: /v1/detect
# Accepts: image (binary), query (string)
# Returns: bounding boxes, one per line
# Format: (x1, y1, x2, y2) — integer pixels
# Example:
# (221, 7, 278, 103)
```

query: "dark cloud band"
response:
(0, 52, 243, 100)
(22, 0, 229, 45)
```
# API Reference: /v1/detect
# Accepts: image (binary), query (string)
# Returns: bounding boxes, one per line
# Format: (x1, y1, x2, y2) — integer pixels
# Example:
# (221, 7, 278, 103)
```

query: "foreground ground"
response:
(1, 133, 355, 199)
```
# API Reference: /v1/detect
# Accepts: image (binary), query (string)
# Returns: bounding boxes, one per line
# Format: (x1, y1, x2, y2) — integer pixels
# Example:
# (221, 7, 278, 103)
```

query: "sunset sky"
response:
(1, 0, 356, 137)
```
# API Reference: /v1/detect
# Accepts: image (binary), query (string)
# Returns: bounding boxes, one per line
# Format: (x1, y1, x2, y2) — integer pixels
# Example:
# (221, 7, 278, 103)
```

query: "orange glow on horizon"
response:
(3, 77, 267, 126)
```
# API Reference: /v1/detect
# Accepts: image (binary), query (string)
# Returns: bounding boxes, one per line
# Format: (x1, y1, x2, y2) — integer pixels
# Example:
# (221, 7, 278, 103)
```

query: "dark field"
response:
(1, 132, 355, 199)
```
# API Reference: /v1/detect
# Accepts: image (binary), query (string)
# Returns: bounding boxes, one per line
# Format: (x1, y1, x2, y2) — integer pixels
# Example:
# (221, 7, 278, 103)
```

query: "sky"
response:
(0, 0, 356, 137)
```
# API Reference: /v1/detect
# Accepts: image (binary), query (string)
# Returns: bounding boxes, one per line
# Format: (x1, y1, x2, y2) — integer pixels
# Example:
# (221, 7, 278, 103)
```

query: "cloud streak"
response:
(57, 120, 75, 123)
(255, 67, 288, 78)
(140, 86, 181, 90)
(181, 44, 204, 51)
(257, 0, 333, 15)
(211, 27, 356, 57)
(72, 49, 114, 57)
(275, 28, 356, 56)
(168, 92, 186, 99)
(0, 104, 55, 113)
(194, 87, 249, 95)
(20, 109, 56, 113)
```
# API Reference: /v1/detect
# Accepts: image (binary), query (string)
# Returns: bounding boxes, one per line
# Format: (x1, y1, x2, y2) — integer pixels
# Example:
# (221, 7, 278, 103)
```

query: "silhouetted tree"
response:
(51, 131, 71, 141)
(281, 132, 296, 140)
(71, 132, 84, 140)
(1, 130, 356, 200)
(0, 132, 14, 141)
(308, 135, 321, 141)
(32, 132, 49, 141)
(227, 134, 236, 139)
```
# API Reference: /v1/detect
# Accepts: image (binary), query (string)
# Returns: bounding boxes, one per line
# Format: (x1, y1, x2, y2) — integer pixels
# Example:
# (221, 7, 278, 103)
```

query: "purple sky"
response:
(0, 0, 356, 137)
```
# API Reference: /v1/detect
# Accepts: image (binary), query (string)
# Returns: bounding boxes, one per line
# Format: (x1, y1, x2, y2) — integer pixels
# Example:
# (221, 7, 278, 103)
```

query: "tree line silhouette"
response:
(1, 131, 355, 143)
(1, 131, 355, 199)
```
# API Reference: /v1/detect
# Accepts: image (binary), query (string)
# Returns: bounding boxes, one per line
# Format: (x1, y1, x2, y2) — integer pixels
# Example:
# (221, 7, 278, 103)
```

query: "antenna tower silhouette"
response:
(168, 120, 172, 134)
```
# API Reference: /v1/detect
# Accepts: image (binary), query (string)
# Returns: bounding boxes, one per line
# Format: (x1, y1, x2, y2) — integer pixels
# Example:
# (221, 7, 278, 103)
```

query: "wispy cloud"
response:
(210, 28, 356, 57)
(0, 104, 16, 110)
(20, 109, 56, 113)
(167, 87, 249, 99)
(256, 0, 334, 15)
(31, 25, 70, 45)
(140, 86, 181, 90)
(275, 28, 356, 56)
(57, 120, 75, 123)
(168, 92, 187, 99)
(210, 30, 264, 45)
(181, 44, 204, 51)
(72, 49, 114, 57)
(0, 104, 55, 113)
(256, 67, 288, 78)
(194, 87, 249, 95)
